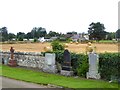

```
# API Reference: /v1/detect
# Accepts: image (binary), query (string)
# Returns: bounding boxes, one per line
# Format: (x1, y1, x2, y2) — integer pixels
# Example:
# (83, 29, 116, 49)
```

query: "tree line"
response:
(0, 27, 63, 42)
(0, 22, 120, 42)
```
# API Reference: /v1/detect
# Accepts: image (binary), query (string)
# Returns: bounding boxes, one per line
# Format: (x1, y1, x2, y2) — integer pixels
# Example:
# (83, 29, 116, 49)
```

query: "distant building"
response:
(38, 37, 45, 42)
(71, 34, 80, 42)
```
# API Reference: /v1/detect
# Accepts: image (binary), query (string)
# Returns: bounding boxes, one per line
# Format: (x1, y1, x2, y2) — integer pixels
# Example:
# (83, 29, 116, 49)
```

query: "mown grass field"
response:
(1, 65, 119, 89)
(0, 42, 118, 53)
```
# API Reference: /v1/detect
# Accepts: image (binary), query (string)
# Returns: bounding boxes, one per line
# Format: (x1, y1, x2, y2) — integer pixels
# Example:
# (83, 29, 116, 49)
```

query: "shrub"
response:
(51, 41, 65, 51)
(34, 38, 38, 42)
(18, 36, 23, 41)
(99, 53, 120, 80)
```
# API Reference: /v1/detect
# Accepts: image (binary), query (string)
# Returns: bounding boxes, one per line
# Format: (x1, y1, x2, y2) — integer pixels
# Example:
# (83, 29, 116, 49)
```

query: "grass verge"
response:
(0, 65, 119, 89)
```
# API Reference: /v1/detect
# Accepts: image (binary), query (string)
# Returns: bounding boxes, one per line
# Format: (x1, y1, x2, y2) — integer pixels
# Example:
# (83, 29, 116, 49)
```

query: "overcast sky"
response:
(0, 0, 119, 34)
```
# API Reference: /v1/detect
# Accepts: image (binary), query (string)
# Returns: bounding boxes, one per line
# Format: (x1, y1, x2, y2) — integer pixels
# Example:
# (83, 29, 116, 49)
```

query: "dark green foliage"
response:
(99, 53, 120, 80)
(0, 27, 8, 41)
(116, 29, 120, 39)
(51, 41, 65, 51)
(106, 32, 115, 40)
(70, 53, 88, 76)
(31, 27, 47, 38)
(88, 22, 107, 41)
(18, 36, 23, 41)
(34, 38, 38, 42)
(8, 33, 16, 41)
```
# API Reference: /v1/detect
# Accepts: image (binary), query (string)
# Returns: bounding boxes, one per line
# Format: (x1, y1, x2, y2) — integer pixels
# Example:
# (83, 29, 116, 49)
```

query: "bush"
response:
(51, 41, 65, 51)
(99, 53, 120, 80)
(18, 36, 23, 41)
(34, 38, 38, 42)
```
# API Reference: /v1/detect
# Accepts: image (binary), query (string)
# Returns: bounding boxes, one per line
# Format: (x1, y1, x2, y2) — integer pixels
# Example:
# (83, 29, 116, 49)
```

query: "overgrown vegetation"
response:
(51, 40, 65, 51)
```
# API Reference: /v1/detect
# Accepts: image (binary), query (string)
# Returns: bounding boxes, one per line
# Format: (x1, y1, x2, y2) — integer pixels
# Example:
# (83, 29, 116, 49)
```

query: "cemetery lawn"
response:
(1, 65, 118, 89)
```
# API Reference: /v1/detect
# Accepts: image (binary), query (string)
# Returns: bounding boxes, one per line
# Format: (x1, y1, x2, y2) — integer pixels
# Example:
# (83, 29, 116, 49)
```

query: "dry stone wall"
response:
(0, 51, 45, 70)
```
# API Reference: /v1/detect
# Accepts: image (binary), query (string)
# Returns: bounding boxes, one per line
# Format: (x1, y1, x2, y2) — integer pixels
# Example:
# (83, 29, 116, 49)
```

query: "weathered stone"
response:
(86, 52, 100, 79)
(43, 53, 57, 73)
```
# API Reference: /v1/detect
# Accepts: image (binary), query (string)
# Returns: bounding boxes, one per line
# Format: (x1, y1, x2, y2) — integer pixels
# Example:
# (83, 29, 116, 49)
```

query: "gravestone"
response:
(43, 53, 57, 73)
(60, 49, 73, 76)
(86, 52, 100, 79)
(8, 47, 17, 67)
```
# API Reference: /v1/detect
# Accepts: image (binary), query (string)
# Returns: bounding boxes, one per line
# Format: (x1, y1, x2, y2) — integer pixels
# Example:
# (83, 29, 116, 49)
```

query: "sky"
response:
(0, 0, 119, 34)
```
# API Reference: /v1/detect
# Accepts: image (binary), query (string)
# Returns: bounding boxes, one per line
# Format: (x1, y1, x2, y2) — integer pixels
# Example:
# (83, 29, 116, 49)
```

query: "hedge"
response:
(42, 51, 120, 80)
(99, 53, 120, 80)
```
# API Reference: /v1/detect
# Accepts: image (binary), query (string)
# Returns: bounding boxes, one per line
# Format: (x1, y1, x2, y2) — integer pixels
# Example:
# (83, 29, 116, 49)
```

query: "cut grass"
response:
(1, 65, 118, 89)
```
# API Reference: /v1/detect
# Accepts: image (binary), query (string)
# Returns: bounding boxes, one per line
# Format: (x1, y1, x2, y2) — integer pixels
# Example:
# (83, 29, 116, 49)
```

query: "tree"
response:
(8, 33, 16, 41)
(106, 32, 115, 40)
(48, 31, 60, 37)
(88, 22, 107, 41)
(31, 27, 47, 38)
(17, 32, 25, 41)
(116, 29, 120, 39)
(25, 32, 33, 40)
(0, 27, 8, 41)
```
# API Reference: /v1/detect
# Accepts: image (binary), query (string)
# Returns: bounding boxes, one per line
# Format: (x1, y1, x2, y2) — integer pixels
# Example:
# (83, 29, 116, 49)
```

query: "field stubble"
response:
(0, 42, 118, 53)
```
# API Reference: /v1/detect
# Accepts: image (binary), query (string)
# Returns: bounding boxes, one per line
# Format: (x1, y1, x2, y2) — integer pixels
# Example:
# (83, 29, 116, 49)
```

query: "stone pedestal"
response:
(60, 65, 73, 76)
(43, 65, 57, 73)
(8, 59, 17, 67)
(86, 71, 100, 79)
(61, 70, 73, 76)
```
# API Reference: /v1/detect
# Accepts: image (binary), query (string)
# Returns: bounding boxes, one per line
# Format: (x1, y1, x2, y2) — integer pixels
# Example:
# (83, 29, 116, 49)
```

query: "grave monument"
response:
(86, 44, 100, 79)
(61, 49, 73, 76)
(8, 47, 17, 67)
(43, 53, 57, 73)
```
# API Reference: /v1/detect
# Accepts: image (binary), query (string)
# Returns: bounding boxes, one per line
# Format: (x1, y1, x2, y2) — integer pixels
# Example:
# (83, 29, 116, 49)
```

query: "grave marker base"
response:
(60, 70, 73, 76)
(8, 59, 17, 67)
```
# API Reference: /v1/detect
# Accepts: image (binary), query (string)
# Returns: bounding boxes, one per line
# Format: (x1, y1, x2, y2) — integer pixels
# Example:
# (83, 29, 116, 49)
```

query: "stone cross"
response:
(8, 47, 17, 67)
(10, 47, 14, 60)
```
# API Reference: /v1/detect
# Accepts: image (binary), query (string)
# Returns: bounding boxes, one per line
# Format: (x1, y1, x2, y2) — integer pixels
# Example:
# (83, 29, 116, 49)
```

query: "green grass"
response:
(98, 40, 117, 43)
(0, 65, 119, 89)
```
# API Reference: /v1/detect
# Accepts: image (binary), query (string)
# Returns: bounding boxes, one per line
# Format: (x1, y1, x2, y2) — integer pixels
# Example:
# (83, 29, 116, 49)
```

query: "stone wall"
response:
(0, 51, 45, 70)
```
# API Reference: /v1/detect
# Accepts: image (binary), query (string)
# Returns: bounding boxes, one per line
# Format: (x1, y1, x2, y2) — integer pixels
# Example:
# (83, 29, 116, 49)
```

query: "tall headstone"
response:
(8, 47, 17, 67)
(61, 49, 73, 76)
(43, 53, 57, 73)
(86, 52, 100, 79)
